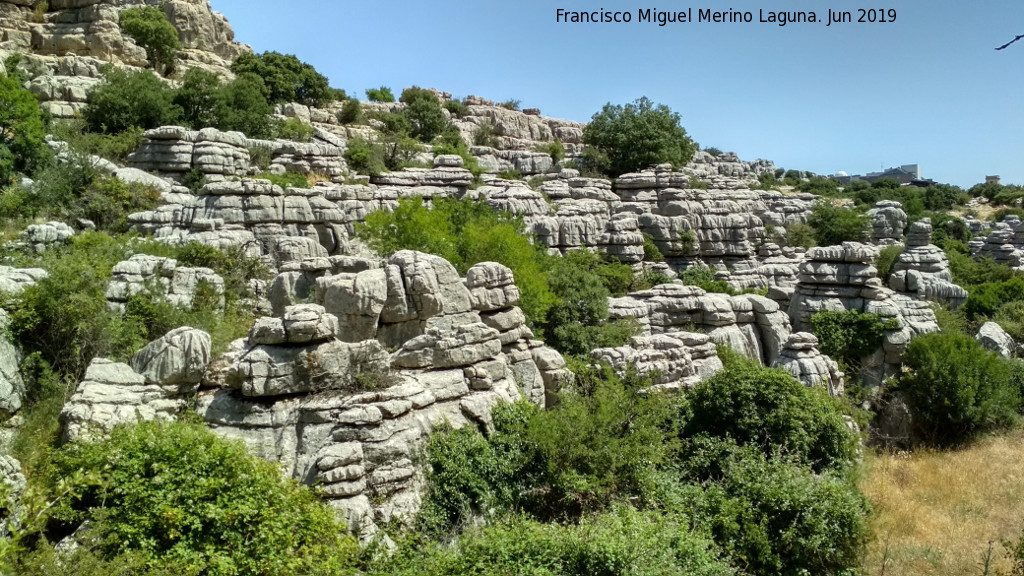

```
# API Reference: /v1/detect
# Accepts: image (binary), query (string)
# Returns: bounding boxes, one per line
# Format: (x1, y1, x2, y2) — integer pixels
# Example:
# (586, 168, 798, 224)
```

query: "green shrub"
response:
(259, 171, 310, 189)
(681, 358, 857, 474)
(277, 117, 314, 142)
(443, 98, 469, 118)
(119, 6, 180, 74)
(807, 202, 869, 246)
(962, 276, 1024, 318)
(248, 146, 272, 171)
(213, 74, 275, 139)
(181, 168, 207, 194)
(380, 507, 732, 576)
(582, 97, 696, 177)
(399, 86, 448, 143)
(898, 331, 1021, 446)
(680, 267, 735, 295)
(642, 233, 665, 262)
(82, 68, 180, 134)
(0, 71, 51, 184)
(74, 174, 162, 232)
(688, 175, 709, 190)
(343, 137, 386, 176)
(676, 437, 868, 576)
(497, 99, 521, 111)
(875, 244, 903, 283)
(784, 222, 816, 249)
(539, 139, 565, 164)
(810, 310, 900, 372)
(336, 98, 363, 124)
(51, 120, 142, 163)
(472, 122, 499, 148)
(365, 86, 394, 103)
(231, 51, 333, 107)
(173, 67, 221, 128)
(45, 420, 359, 575)
(496, 169, 522, 181)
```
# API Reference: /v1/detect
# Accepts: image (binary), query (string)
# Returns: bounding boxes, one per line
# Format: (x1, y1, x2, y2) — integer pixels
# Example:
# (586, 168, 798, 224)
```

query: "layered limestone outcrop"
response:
(0, 311, 24, 419)
(771, 332, 844, 396)
(59, 327, 212, 443)
(789, 242, 939, 384)
(867, 200, 907, 245)
(607, 284, 793, 368)
(191, 253, 569, 539)
(888, 219, 967, 304)
(105, 254, 225, 313)
(1, 0, 249, 118)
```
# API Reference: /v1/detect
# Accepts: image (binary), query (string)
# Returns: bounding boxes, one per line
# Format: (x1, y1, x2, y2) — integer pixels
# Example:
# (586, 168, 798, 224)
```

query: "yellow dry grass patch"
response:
(861, 428, 1024, 576)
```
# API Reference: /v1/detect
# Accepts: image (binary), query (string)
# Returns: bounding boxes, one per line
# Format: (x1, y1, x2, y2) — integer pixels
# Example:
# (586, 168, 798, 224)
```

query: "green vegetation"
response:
(0, 232, 264, 380)
(336, 98, 364, 125)
(642, 233, 664, 262)
(173, 68, 276, 139)
(405, 356, 866, 576)
(806, 201, 869, 246)
(5, 419, 359, 575)
(230, 51, 333, 107)
(357, 197, 641, 354)
(399, 87, 447, 142)
(277, 117, 314, 142)
(875, 244, 904, 283)
(0, 71, 50, 186)
(582, 97, 696, 177)
(119, 6, 181, 74)
(365, 86, 395, 103)
(810, 310, 900, 373)
(0, 149, 160, 231)
(896, 332, 1022, 446)
(82, 68, 181, 134)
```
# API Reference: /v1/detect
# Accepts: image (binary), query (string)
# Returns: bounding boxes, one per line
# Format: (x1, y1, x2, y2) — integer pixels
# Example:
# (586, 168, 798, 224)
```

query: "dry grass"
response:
(860, 428, 1024, 576)
(306, 171, 332, 186)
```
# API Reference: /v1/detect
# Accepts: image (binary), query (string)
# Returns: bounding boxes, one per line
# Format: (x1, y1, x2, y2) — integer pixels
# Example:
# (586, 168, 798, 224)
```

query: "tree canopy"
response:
(230, 51, 333, 107)
(582, 96, 696, 177)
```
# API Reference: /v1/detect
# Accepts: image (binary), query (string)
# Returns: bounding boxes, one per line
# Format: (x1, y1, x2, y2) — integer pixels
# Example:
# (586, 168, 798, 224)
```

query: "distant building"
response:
(833, 164, 922, 186)
(986, 175, 1001, 185)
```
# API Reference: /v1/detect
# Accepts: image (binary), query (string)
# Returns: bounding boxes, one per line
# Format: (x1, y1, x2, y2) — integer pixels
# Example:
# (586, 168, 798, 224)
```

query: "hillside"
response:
(2, 1, 1024, 575)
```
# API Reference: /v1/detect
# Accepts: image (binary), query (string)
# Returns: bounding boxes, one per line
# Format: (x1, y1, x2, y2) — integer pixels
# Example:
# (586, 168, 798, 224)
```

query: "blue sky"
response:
(209, 0, 1024, 188)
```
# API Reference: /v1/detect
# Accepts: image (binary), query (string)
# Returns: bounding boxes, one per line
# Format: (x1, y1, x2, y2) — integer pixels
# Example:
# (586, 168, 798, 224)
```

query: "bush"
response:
(399, 87, 448, 143)
(343, 137, 386, 176)
(277, 117, 314, 142)
(45, 420, 359, 575)
(336, 98, 363, 124)
(365, 86, 394, 103)
(538, 139, 565, 164)
(807, 201, 869, 246)
(582, 97, 696, 177)
(230, 51, 333, 107)
(82, 68, 180, 134)
(962, 276, 1024, 319)
(875, 244, 903, 283)
(0, 71, 51, 184)
(898, 332, 1021, 446)
(259, 171, 310, 190)
(119, 6, 180, 74)
(642, 233, 665, 262)
(213, 74, 275, 139)
(784, 222, 816, 249)
(74, 174, 161, 232)
(680, 267, 735, 295)
(810, 310, 900, 372)
(676, 437, 868, 576)
(497, 99, 521, 111)
(681, 358, 857, 474)
(443, 99, 468, 118)
(381, 507, 732, 576)
(472, 122, 499, 148)
(173, 67, 221, 128)
(50, 120, 142, 163)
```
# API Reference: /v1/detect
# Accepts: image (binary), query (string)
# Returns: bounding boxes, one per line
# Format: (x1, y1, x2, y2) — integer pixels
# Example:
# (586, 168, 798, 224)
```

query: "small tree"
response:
(399, 86, 448, 142)
(806, 201, 869, 246)
(0, 72, 51, 184)
(582, 96, 696, 177)
(82, 68, 181, 134)
(118, 6, 181, 74)
(365, 86, 395, 103)
(230, 51, 333, 107)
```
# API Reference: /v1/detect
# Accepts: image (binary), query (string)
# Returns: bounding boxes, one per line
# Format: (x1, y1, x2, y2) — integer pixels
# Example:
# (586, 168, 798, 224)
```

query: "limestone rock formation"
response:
(608, 284, 792, 366)
(789, 242, 939, 384)
(976, 321, 1016, 358)
(889, 219, 967, 304)
(591, 332, 722, 390)
(105, 254, 225, 313)
(131, 326, 212, 387)
(195, 252, 569, 539)
(867, 200, 907, 246)
(18, 221, 75, 253)
(0, 311, 24, 418)
(0, 266, 48, 295)
(771, 332, 844, 397)
(60, 358, 182, 443)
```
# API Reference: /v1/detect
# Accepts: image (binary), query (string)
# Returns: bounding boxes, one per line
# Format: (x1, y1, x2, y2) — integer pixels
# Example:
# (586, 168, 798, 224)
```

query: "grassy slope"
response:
(861, 427, 1024, 575)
